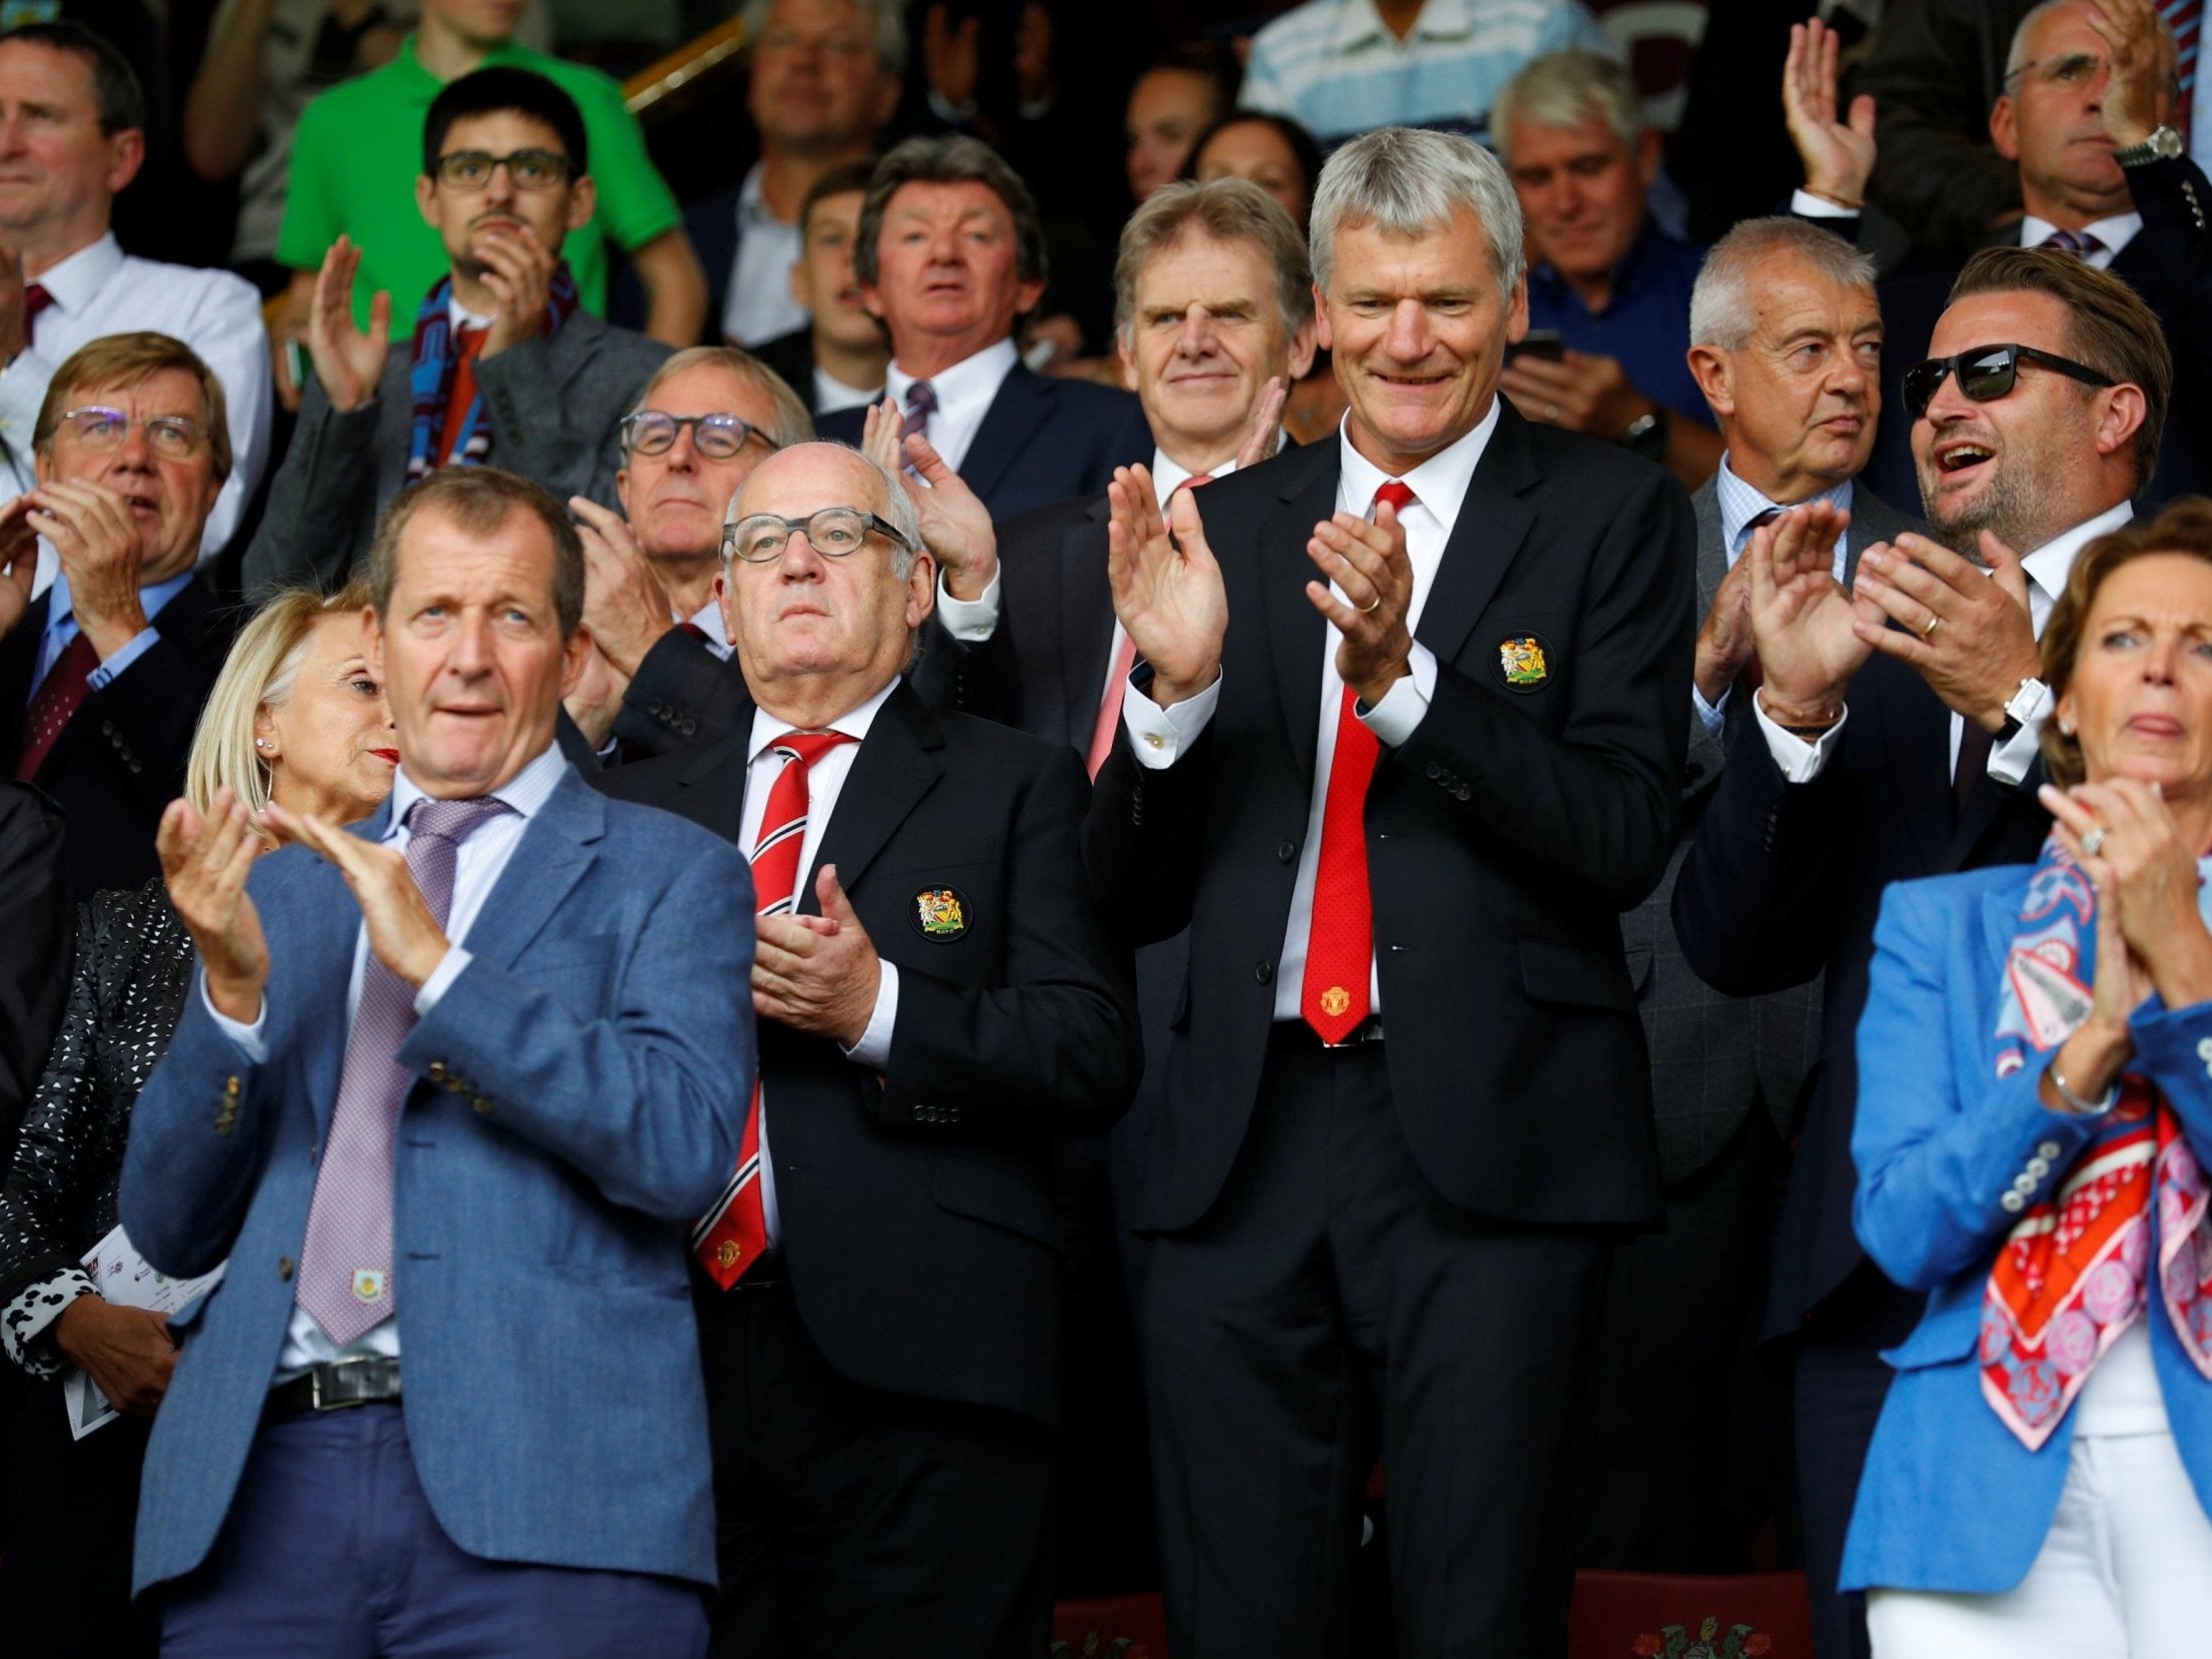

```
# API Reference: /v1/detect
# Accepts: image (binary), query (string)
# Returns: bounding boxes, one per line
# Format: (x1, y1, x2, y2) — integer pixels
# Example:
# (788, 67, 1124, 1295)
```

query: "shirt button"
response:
(2001, 1191, 2026, 1213)
(1143, 732, 1164, 750)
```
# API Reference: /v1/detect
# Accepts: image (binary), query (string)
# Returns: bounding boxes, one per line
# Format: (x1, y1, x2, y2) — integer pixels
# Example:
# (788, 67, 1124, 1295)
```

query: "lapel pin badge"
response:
(1498, 634, 1551, 691)
(913, 886, 968, 940)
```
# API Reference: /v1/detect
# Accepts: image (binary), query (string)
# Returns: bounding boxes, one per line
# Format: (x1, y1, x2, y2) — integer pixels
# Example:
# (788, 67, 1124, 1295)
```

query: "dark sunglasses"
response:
(1901, 343, 2115, 421)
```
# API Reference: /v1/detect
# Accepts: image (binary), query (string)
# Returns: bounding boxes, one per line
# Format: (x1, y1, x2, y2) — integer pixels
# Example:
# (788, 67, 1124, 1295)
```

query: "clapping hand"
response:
(29, 480, 148, 658)
(1783, 17, 1876, 207)
(752, 864, 880, 1047)
(158, 788, 270, 1022)
(1851, 530, 2039, 731)
(1743, 501, 1874, 721)
(1234, 376, 1289, 469)
(861, 399, 998, 600)
(0, 495, 36, 643)
(307, 236, 391, 413)
(1306, 498, 1414, 709)
(478, 221, 555, 359)
(261, 803, 451, 989)
(569, 496, 674, 677)
(1106, 463, 1227, 707)
(2086, 0, 2177, 147)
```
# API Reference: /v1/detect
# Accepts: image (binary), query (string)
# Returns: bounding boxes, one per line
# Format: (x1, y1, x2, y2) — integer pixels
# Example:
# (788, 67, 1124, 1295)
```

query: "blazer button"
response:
(1455, 785, 1472, 801)
(2026, 1157, 2050, 1181)
(1425, 762, 1442, 780)
(225, 1075, 242, 1099)
(2001, 1190, 2026, 1213)
(2038, 1141, 2063, 1162)
(473, 1095, 494, 1115)
(1254, 961, 1273, 984)
(278, 1256, 294, 1280)
(2013, 1173, 2038, 1195)
(1278, 840, 1297, 863)
(428, 1062, 449, 1083)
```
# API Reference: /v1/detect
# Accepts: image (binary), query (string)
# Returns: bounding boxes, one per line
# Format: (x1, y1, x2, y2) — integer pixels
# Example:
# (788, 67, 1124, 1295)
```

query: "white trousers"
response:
(1867, 1428, 2212, 1657)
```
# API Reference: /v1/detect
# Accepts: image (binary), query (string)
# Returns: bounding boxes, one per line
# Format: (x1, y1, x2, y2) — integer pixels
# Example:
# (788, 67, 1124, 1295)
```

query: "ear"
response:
(789, 253, 809, 311)
(1116, 329, 1138, 392)
(103, 127, 145, 197)
(564, 175, 596, 235)
(252, 699, 280, 757)
(860, 280, 886, 322)
(416, 172, 440, 231)
(1286, 317, 1319, 383)
(614, 462, 634, 519)
(1635, 128, 1661, 190)
(1989, 94, 2022, 164)
(31, 444, 51, 487)
(1504, 273, 1530, 344)
(1312, 282, 1332, 353)
(904, 547, 937, 632)
(2091, 382, 2148, 463)
(1015, 275, 1047, 317)
(2054, 684, 2076, 738)
(558, 620, 592, 698)
(1686, 344, 1733, 418)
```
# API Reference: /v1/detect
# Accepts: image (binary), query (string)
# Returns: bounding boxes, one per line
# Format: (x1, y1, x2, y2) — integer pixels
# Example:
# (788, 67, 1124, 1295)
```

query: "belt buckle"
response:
(310, 1360, 379, 1410)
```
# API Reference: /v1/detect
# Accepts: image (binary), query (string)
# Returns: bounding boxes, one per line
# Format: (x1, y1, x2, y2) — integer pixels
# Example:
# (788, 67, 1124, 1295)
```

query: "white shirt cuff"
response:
(1693, 682, 1729, 740)
(1358, 642, 1436, 748)
(1753, 691, 1850, 782)
(1988, 683, 2054, 788)
(1123, 671, 1221, 768)
(414, 947, 470, 1016)
(202, 971, 268, 1061)
(86, 625, 161, 688)
(1791, 188, 1856, 218)
(840, 959, 899, 1071)
(935, 565, 1001, 642)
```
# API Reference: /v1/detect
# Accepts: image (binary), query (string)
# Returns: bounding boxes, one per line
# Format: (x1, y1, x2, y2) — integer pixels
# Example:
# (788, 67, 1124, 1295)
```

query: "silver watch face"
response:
(2123, 125, 2184, 161)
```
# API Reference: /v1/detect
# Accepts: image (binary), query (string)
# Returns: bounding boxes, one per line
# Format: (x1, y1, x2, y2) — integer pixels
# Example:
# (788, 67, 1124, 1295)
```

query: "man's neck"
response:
(415, 13, 506, 81)
(895, 332, 1003, 382)
(813, 330, 890, 393)
(653, 552, 719, 622)
(2021, 183, 2130, 236)
(16, 219, 108, 282)
(754, 671, 895, 733)
(758, 145, 872, 223)
(449, 265, 503, 321)
(1729, 452, 1849, 508)
(1376, 0, 1428, 40)
(1157, 432, 1241, 478)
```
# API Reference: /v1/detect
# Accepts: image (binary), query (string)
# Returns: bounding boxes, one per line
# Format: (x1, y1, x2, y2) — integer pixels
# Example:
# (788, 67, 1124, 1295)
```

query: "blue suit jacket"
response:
(1842, 866, 2212, 1592)
(119, 766, 757, 1593)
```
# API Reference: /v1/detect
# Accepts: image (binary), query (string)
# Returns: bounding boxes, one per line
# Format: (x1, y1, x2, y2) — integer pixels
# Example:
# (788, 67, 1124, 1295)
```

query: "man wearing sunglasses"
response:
(1672, 244, 2169, 1659)
(246, 67, 672, 601)
(596, 439, 1138, 1657)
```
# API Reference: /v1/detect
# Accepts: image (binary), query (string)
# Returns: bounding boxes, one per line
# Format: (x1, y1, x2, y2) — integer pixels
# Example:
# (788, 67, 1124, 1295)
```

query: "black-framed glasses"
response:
(722, 507, 914, 563)
(619, 410, 779, 460)
(1901, 343, 2116, 421)
(435, 148, 571, 192)
(57, 406, 207, 458)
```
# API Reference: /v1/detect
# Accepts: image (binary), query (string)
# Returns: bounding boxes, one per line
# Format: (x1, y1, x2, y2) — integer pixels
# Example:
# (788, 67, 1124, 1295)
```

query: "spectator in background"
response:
(1240, 0, 1612, 146)
(1496, 49, 1724, 491)
(0, 22, 272, 569)
(750, 159, 888, 415)
(0, 334, 237, 905)
(1123, 40, 1239, 205)
(246, 68, 671, 599)
(273, 0, 704, 376)
(689, 0, 902, 349)
(1184, 109, 1326, 225)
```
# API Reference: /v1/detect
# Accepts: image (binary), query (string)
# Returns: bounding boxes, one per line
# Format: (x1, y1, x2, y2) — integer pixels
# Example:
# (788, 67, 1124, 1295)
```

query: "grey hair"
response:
(629, 346, 815, 451)
(2004, 0, 2174, 84)
(1491, 49, 1643, 159)
(1688, 217, 1878, 351)
(1113, 177, 1315, 346)
(1311, 126, 1526, 300)
(726, 440, 926, 579)
(741, 0, 907, 81)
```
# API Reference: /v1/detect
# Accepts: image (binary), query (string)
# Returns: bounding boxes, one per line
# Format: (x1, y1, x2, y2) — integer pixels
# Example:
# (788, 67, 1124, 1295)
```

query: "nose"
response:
(1918, 364, 1973, 426)
(1382, 298, 1433, 364)
(1176, 306, 1216, 358)
(448, 610, 495, 675)
(109, 416, 156, 473)
(777, 526, 828, 577)
(481, 161, 519, 208)
(2145, 631, 2181, 683)
(1828, 348, 1869, 398)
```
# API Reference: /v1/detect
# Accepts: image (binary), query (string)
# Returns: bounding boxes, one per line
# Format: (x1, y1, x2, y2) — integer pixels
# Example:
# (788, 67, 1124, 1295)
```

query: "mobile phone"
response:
(283, 336, 309, 390)
(1509, 329, 1565, 363)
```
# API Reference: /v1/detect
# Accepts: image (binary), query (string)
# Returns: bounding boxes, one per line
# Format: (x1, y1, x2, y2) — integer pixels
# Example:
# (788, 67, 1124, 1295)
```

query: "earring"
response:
(255, 738, 271, 751)
(2058, 718, 2076, 736)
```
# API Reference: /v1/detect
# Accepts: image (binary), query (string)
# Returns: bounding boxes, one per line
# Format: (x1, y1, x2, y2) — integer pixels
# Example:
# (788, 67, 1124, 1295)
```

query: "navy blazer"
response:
(119, 767, 757, 1592)
(1841, 867, 2212, 1592)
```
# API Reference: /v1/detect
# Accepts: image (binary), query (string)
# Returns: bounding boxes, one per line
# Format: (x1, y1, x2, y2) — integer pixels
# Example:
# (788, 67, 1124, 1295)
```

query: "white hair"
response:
(1688, 217, 1878, 352)
(1492, 49, 1643, 160)
(1310, 126, 1526, 300)
(742, 0, 907, 80)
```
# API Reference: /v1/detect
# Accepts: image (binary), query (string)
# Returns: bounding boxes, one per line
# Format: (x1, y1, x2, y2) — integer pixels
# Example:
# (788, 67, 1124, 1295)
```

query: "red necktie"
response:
(436, 324, 491, 466)
(16, 631, 97, 780)
(21, 282, 52, 334)
(1300, 479, 1411, 1044)
(693, 730, 857, 1288)
(1085, 472, 1213, 778)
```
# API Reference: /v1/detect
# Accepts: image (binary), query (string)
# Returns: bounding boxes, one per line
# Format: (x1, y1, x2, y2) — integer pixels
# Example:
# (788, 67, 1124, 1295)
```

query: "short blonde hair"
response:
(185, 580, 372, 816)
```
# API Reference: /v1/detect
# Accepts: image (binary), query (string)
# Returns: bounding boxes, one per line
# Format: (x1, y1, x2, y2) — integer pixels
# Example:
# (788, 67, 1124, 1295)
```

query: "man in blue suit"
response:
(119, 465, 756, 1656)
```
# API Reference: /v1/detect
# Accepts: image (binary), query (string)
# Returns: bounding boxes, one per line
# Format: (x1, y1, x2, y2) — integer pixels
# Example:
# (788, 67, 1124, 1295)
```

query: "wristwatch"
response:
(1622, 405, 1669, 461)
(2112, 125, 2185, 167)
(1997, 675, 2050, 742)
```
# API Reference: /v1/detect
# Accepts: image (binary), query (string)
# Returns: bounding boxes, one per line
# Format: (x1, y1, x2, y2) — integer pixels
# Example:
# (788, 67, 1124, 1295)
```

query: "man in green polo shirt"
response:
(275, 0, 704, 365)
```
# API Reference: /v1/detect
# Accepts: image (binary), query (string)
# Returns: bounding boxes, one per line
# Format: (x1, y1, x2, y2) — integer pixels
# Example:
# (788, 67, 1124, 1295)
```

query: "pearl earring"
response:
(2058, 719, 2075, 736)
(256, 738, 271, 751)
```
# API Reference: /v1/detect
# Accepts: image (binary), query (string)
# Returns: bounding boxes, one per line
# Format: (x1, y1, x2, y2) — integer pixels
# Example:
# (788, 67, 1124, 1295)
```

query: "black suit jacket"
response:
(1084, 409, 1694, 1233)
(0, 782, 71, 1145)
(1670, 636, 2051, 1340)
(0, 581, 234, 903)
(818, 361, 1153, 520)
(752, 327, 820, 415)
(594, 680, 1140, 1428)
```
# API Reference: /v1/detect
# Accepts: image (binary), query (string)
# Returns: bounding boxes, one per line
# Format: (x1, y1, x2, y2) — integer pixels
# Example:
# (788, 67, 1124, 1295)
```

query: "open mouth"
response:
(1935, 440, 1994, 476)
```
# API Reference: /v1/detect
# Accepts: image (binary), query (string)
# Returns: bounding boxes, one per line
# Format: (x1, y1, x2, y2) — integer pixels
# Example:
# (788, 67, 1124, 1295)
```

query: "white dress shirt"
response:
(719, 163, 808, 348)
(204, 743, 567, 1377)
(1753, 500, 2132, 785)
(1124, 404, 1502, 1021)
(1, 234, 273, 583)
(738, 682, 902, 1243)
(684, 592, 733, 658)
(814, 365, 884, 415)
(884, 337, 1018, 476)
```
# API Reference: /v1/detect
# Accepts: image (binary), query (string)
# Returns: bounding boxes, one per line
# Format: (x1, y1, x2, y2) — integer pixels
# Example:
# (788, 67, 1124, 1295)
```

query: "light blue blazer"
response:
(119, 768, 756, 1594)
(1841, 865, 2212, 1593)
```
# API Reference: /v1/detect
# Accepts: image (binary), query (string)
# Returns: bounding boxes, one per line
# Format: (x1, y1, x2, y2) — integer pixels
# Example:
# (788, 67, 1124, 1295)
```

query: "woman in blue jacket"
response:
(1846, 498, 2212, 1654)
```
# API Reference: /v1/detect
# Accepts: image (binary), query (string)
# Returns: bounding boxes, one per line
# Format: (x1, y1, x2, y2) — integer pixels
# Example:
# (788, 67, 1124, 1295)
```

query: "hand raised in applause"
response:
(1851, 529, 2039, 730)
(569, 496, 673, 677)
(1306, 496, 1414, 710)
(307, 236, 391, 414)
(2085, 0, 2178, 148)
(1742, 501, 1874, 723)
(862, 398, 997, 600)
(0, 495, 36, 643)
(158, 788, 270, 1022)
(753, 864, 880, 1048)
(1106, 463, 1226, 707)
(1783, 17, 1876, 207)
(477, 221, 555, 360)
(29, 479, 149, 658)
(261, 802, 452, 989)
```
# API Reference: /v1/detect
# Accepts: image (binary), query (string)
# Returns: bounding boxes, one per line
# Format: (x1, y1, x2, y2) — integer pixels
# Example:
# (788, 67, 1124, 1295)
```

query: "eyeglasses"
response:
(2002, 51, 2110, 90)
(56, 406, 207, 458)
(722, 506, 914, 563)
(1900, 343, 2116, 421)
(619, 410, 779, 459)
(434, 149, 571, 192)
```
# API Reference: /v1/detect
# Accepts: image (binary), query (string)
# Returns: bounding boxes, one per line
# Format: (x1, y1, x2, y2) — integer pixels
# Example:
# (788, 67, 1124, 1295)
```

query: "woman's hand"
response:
(2043, 779, 2212, 1013)
(52, 1296, 175, 1416)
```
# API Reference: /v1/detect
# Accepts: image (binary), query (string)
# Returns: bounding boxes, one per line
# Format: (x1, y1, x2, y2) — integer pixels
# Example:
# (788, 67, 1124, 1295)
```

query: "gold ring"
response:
(1360, 594, 1382, 614)
(1544, 404, 1560, 421)
(1921, 613, 1943, 639)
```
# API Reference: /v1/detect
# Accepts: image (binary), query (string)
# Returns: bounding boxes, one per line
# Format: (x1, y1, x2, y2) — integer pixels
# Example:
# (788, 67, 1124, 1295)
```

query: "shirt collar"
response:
(737, 161, 779, 228)
(746, 675, 901, 763)
(383, 741, 566, 842)
(32, 232, 124, 311)
(1151, 449, 1241, 505)
(885, 337, 1018, 410)
(397, 31, 528, 86)
(685, 592, 730, 652)
(1337, 0, 1470, 48)
(47, 564, 195, 629)
(1335, 396, 1500, 521)
(2018, 212, 2144, 256)
(2022, 498, 2133, 604)
(448, 296, 497, 331)
(1714, 452, 1855, 554)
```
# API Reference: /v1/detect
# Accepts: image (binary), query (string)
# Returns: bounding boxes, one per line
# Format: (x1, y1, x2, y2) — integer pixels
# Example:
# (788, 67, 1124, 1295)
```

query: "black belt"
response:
(1269, 1017, 1386, 1050)
(265, 1356, 402, 1418)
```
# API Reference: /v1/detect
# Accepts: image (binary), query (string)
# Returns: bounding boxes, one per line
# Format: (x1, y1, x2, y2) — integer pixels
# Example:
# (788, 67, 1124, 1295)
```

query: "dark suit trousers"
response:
(0, 1383, 156, 1658)
(695, 1268, 1057, 1659)
(1142, 1027, 1611, 1658)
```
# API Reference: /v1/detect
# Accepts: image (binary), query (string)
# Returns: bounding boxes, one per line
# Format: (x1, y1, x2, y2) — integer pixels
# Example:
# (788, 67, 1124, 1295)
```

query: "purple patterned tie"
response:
(899, 379, 936, 457)
(2041, 228, 2103, 258)
(295, 796, 511, 1344)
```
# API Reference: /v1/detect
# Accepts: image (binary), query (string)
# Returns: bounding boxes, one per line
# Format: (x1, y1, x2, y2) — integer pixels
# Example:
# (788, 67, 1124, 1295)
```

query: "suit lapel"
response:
(959, 364, 1047, 507)
(1256, 446, 1342, 778)
(452, 768, 602, 969)
(1415, 406, 1539, 667)
(804, 682, 945, 909)
(1689, 479, 1728, 613)
(1062, 503, 1116, 752)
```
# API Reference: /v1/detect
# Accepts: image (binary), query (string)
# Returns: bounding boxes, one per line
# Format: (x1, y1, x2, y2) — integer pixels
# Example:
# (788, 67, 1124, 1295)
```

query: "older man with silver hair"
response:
(600, 438, 1140, 1658)
(1086, 124, 1694, 1656)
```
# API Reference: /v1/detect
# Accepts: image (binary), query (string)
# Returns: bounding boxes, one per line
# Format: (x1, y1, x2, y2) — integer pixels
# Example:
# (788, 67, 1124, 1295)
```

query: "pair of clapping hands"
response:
(0, 480, 158, 654)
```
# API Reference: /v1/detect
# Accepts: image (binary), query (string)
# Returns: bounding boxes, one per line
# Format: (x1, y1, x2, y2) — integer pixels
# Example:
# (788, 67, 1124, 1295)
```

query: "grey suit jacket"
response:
(242, 313, 671, 599)
(1623, 475, 1922, 1183)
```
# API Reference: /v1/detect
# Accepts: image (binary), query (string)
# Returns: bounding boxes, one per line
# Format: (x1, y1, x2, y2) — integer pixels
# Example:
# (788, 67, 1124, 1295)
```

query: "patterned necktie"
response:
(693, 730, 857, 1288)
(1300, 479, 1411, 1044)
(296, 795, 512, 1344)
(21, 282, 51, 334)
(2041, 228, 2103, 259)
(1085, 473, 1213, 778)
(900, 379, 937, 456)
(2163, 0, 2199, 132)
(15, 631, 97, 780)
(436, 324, 491, 466)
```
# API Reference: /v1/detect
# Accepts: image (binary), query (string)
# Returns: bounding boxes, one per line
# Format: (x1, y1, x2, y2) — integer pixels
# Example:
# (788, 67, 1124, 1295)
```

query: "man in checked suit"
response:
(1083, 126, 1693, 1655)
(597, 440, 1139, 1657)
(121, 467, 754, 1654)
(1577, 216, 1916, 1570)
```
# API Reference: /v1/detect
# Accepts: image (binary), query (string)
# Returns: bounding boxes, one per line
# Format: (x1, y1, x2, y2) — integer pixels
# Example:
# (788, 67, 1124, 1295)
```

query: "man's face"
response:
(35, 369, 222, 581)
(1505, 114, 1655, 287)
(1318, 207, 1527, 473)
(0, 42, 140, 243)
(747, 0, 896, 154)
(417, 111, 593, 285)
(1691, 254, 1881, 500)
(1911, 288, 2117, 553)
(790, 188, 877, 352)
(1991, 0, 2134, 221)
(1125, 68, 1218, 203)
(368, 503, 587, 798)
(1119, 230, 1315, 460)
(617, 362, 785, 564)
(719, 444, 932, 704)
(863, 180, 1043, 366)
(421, 0, 528, 46)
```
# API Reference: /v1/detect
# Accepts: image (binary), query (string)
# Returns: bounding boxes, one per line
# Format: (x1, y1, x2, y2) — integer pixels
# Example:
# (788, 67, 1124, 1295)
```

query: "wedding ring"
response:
(2082, 828, 2108, 858)
(1544, 404, 1560, 421)
(1921, 612, 1943, 639)
(1360, 594, 1382, 614)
